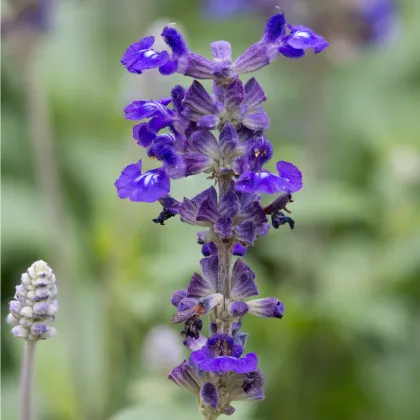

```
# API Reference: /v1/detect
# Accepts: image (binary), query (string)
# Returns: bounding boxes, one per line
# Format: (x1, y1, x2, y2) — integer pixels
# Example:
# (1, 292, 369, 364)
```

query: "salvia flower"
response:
(7, 260, 58, 341)
(116, 11, 327, 418)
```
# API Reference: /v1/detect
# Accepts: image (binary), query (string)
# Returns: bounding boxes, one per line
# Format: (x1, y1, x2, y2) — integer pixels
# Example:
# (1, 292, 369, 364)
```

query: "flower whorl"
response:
(7, 260, 58, 341)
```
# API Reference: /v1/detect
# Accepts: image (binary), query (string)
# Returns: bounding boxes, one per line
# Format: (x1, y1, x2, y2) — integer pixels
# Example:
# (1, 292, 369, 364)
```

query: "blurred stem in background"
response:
(301, 56, 330, 299)
(19, 37, 86, 420)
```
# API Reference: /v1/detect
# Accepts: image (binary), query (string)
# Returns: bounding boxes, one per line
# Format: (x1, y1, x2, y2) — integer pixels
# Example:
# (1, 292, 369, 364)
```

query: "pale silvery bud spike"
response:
(6, 260, 58, 420)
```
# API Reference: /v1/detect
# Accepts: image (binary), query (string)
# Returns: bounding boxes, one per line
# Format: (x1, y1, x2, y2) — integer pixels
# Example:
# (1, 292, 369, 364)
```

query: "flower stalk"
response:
(20, 341, 37, 420)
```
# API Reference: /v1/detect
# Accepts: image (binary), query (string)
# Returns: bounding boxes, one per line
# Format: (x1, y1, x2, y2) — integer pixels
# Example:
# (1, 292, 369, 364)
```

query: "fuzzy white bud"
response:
(7, 260, 58, 341)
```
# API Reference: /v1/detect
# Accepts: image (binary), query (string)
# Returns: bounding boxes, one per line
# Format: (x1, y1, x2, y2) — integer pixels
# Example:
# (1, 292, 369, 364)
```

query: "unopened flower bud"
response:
(7, 260, 58, 341)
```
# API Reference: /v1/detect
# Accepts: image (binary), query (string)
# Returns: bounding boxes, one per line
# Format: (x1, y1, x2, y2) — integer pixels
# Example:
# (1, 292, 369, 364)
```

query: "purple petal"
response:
(196, 197, 219, 224)
(180, 187, 216, 225)
(225, 78, 245, 111)
(232, 43, 270, 75)
(262, 13, 287, 44)
(183, 153, 213, 176)
(171, 85, 186, 112)
(197, 230, 212, 244)
(190, 347, 258, 374)
(286, 26, 329, 53)
(199, 293, 223, 312)
(247, 298, 284, 318)
(201, 383, 219, 409)
(219, 184, 240, 216)
(148, 141, 178, 164)
(178, 297, 199, 312)
(212, 80, 225, 102)
(190, 130, 220, 159)
(228, 369, 265, 401)
(200, 256, 219, 290)
(236, 189, 261, 209)
(276, 161, 303, 193)
(219, 123, 240, 157)
(168, 361, 200, 394)
(242, 107, 270, 130)
(161, 26, 188, 57)
(181, 53, 214, 79)
(235, 221, 257, 245)
(183, 81, 217, 116)
(148, 114, 173, 132)
(214, 216, 234, 241)
(185, 335, 207, 351)
(159, 97, 172, 106)
(133, 123, 156, 147)
(247, 137, 274, 171)
(233, 331, 248, 348)
(229, 301, 249, 317)
(211, 40, 232, 62)
(159, 59, 178, 75)
(197, 114, 220, 130)
(187, 272, 216, 298)
(163, 156, 188, 180)
(278, 45, 305, 59)
(114, 161, 170, 202)
(231, 259, 258, 299)
(121, 37, 169, 74)
(235, 170, 285, 194)
(233, 243, 248, 256)
(243, 77, 267, 109)
(171, 290, 187, 307)
(124, 100, 170, 120)
(201, 242, 218, 257)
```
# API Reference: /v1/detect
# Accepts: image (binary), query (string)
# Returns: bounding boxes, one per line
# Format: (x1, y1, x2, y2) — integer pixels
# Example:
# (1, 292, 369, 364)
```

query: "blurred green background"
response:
(2, 1, 420, 419)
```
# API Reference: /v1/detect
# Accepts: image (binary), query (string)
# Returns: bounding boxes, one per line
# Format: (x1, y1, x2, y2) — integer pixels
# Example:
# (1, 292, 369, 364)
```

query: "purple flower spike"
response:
(121, 36, 169, 74)
(190, 334, 258, 374)
(201, 383, 219, 408)
(247, 298, 285, 318)
(118, 11, 328, 414)
(115, 160, 170, 202)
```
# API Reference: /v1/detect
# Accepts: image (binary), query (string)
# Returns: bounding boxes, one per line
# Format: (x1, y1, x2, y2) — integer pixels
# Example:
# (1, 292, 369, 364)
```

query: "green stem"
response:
(217, 243, 233, 299)
(20, 341, 37, 420)
(203, 411, 219, 420)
